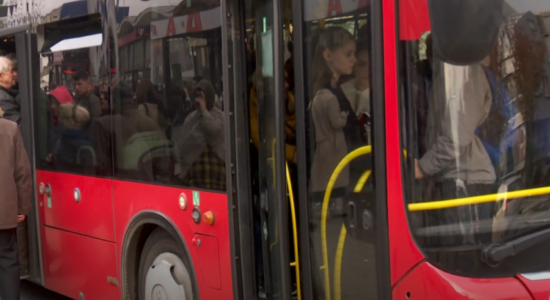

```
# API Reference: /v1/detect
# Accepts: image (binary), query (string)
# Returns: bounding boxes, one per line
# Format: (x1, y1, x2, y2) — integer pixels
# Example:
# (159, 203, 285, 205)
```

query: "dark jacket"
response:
(0, 86, 20, 125)
(0, 113, 31, 229)
(74, 91, 102, 124)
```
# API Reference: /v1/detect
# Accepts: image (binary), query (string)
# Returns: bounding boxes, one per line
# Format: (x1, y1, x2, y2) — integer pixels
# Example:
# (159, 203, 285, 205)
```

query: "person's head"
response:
(5, 53, 17, 83)
(48, 86, 73, 118)
(73, 71, 90, 97)
(192, 75, 204, 87)
(113, 81, 134, 112)
(194, 79, 216, 111)
(0, 57, 15, 90)
(312, 27, 356, 93)
(353, 25, 371, 84)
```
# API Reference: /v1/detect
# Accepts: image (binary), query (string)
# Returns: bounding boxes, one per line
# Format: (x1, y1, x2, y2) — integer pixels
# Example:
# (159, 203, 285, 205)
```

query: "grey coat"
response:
(310, 89, 349, 193)
(419, 61, 496, 184)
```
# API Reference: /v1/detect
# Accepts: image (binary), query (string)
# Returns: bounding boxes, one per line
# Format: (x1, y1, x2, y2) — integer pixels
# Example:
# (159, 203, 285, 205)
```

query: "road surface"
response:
(21, 280, 71, 300)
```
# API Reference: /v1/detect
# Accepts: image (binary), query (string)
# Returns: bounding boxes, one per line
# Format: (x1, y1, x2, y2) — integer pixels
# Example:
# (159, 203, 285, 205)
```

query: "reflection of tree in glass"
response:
(511, 27, 546, 122)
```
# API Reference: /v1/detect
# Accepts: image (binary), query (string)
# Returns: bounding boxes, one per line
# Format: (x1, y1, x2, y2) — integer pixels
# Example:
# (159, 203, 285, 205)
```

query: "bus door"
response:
(238, 0, 392, 299)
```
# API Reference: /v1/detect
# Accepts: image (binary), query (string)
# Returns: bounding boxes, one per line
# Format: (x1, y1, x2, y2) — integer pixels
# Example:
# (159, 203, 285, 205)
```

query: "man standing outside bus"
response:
(73, 71, 101, 123)
(0, 54, 20, 125)
(0, 56, 32, 300)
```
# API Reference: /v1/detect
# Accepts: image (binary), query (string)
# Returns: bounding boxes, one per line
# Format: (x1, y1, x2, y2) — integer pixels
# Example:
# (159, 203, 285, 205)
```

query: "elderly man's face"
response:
(0, 62, 14, 89)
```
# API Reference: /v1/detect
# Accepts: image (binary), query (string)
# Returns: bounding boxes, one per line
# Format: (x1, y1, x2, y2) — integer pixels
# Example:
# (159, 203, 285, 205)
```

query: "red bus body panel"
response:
(35, 170, 233, 299)
(36, 171, 115, 242)
(392, 262, 533, 300)
(517, 275, 550, 300)
(383, 0, 425, 286)
(113, 180, 234, 300)
(41, 226, 119, 300)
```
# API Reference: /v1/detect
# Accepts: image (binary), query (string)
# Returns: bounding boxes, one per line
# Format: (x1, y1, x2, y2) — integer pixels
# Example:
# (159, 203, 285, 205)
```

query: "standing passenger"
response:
(414, 48, 496, 244)
(0, 56, 32, 300)
(309, 27, 365, 211)
(73, 71, 102, 124)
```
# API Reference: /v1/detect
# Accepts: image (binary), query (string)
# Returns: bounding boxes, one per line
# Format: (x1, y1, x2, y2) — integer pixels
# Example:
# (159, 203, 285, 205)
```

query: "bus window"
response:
(35, 14, 111, 177)
(400, 0, 550, 277)
(111, 1, 226, 192)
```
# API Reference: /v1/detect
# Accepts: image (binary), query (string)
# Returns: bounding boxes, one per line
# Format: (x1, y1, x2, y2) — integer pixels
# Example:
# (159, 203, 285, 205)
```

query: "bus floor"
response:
(308, 216, 378, 300)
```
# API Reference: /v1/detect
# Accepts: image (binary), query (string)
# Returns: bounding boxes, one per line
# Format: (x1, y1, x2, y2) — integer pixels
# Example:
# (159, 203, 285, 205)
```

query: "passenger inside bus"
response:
(72, 71, 101, 123)
(173, 79, 226, 191)
(135, 79, 168, 129)
(341, 25, 372, 144)
(93, 81, 164, 180)
(402, 0, 550, 277)
(413, 31, 497, 245)
(49, 85, 94, 167)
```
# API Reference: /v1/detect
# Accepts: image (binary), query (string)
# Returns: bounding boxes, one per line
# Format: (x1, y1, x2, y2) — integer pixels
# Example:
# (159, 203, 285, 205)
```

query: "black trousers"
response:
(0, 228, 20, 300)
(17, 219, 29, 271)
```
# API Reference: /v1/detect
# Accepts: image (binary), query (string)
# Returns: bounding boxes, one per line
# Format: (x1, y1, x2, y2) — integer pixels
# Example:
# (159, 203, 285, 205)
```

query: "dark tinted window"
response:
(400, 0, 550, 277)
(35, 11, 112, 177)
(111, 1, 226, 192)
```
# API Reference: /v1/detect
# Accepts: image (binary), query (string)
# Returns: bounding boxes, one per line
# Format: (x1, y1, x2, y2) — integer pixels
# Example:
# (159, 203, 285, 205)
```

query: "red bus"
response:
(8, 0, 550, 299)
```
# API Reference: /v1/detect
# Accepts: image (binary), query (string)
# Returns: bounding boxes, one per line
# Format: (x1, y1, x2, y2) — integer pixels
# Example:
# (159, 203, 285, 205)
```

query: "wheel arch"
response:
(120, 210, 198, 300)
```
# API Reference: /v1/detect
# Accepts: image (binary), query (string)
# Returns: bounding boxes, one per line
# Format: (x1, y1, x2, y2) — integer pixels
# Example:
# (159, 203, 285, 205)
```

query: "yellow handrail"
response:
(267, 139, 301, 299)
(286, 163, 302, 300)
(322, 145, 550, 300)
(321, 146, 372, 300)
(334, 169, 372, 300)
(408, 186, 550, 211)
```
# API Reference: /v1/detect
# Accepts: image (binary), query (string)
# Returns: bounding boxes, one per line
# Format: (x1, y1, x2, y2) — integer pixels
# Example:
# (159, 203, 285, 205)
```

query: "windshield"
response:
(400, 0, 550, 277)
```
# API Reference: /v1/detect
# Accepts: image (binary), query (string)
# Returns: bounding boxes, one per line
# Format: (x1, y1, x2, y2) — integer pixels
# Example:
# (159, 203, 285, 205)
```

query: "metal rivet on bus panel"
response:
(79, 292, 84, 300)
(179, 193, 188, 210)
(39, 183, 45, 195)
(74, 188, 81, 203)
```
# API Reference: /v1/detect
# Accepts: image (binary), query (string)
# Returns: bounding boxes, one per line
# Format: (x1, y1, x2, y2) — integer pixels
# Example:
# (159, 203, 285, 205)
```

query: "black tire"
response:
(138, 228, 196, 300)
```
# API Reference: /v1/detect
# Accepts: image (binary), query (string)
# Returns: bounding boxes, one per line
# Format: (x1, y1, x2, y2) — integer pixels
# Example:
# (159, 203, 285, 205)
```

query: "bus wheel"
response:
(138, 228, 194, 300)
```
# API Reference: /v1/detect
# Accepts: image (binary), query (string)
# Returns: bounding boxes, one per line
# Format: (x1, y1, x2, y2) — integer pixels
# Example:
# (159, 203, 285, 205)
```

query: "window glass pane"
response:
(35, 15, 111, 176)
(134, 40, 144, 70)
(145, 39, 151, 69)
(111, 0, 226, 192)
(300, 1, 379, 299)
(400, 0, 550, 277)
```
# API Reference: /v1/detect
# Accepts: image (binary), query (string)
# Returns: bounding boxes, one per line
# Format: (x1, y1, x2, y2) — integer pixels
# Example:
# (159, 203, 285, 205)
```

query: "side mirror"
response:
(427, 0, 504, 65)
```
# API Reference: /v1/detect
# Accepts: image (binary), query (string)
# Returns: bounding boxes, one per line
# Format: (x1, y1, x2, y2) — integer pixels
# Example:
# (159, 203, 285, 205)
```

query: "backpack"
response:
(476, 66, 518, 175)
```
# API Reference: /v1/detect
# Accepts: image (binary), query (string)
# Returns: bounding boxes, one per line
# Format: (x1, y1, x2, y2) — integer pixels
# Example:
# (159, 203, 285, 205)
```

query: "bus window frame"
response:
(291, 0, 391, 299)
(221, 0, 260, 298)
(11, 26, 46, 286)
